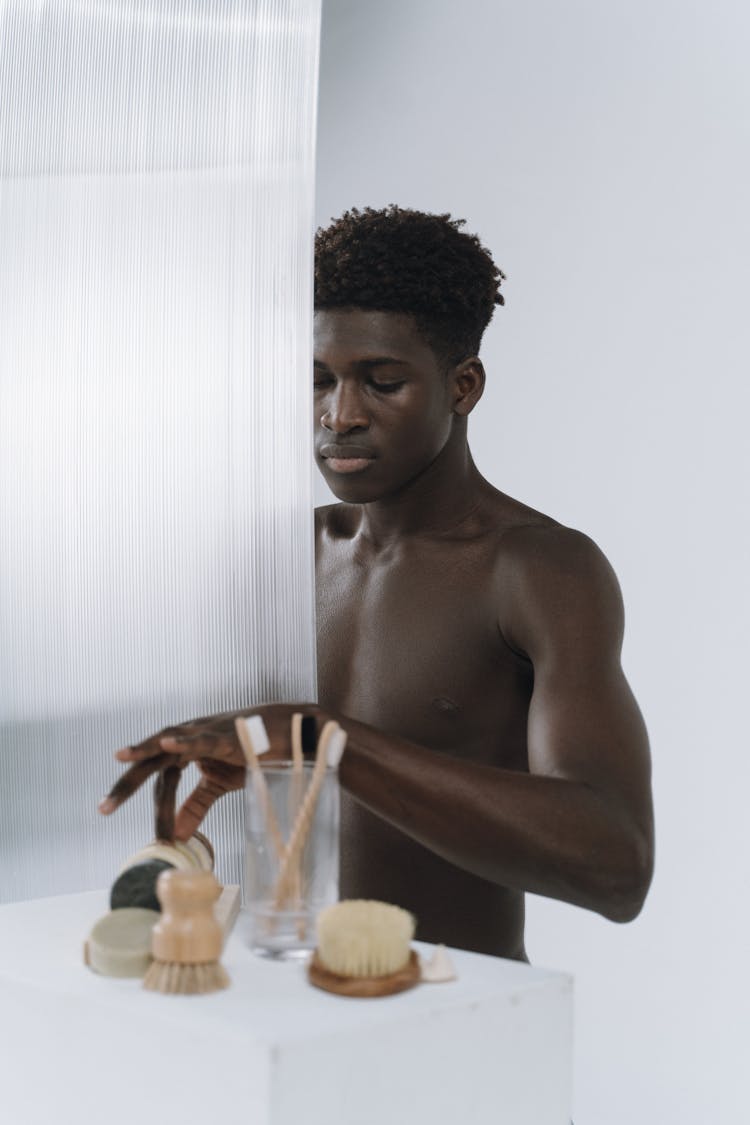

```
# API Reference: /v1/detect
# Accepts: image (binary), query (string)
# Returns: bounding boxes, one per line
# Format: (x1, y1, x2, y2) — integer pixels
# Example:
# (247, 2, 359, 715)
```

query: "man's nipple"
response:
(431, 696, 461, 716)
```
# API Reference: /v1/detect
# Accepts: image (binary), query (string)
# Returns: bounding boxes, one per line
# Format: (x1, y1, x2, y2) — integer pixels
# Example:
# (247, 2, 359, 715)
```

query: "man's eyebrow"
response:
(357, 356, 408, 368)
(313, 356, 408, 369)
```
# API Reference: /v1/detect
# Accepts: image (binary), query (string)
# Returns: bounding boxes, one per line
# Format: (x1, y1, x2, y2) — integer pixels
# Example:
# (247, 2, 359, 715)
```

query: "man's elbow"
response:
(596, 830, 654, 923)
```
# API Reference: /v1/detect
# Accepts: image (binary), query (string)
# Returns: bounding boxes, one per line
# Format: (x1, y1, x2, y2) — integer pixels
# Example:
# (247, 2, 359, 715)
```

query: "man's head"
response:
(313, 207, 505, 504)
(314, 206, 505, 368)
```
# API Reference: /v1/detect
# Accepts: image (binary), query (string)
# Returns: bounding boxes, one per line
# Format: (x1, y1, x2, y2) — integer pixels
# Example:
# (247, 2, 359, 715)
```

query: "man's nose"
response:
(321, 381, 369, 432)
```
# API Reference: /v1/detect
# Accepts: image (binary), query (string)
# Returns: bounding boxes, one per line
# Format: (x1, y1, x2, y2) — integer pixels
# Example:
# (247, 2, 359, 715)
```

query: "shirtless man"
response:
(100, 206, 654, 960)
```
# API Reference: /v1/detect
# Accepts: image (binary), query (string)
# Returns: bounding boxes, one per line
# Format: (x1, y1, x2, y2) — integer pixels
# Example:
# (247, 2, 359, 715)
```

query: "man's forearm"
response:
(338, 717, 652, 922)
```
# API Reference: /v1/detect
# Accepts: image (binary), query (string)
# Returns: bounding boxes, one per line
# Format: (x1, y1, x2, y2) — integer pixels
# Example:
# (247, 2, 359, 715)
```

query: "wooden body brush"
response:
(308, 900, 421, 998)
(143, 868, 229, 994)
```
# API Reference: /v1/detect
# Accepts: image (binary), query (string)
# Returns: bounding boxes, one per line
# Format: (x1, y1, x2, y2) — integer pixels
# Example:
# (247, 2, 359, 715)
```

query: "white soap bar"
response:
(420, 943, 458, 983)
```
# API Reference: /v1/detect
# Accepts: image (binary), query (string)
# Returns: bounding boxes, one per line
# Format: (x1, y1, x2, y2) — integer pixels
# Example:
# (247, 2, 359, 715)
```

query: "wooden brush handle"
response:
(151, 869, 223, 965)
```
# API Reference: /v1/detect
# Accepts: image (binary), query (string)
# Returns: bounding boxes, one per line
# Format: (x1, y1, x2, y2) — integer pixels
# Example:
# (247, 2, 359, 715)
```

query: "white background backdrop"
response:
(315, 2, 750, 1122)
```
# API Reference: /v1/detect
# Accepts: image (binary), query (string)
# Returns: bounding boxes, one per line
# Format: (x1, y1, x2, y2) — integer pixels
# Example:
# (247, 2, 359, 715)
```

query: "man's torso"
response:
(315, 488, 556, 958)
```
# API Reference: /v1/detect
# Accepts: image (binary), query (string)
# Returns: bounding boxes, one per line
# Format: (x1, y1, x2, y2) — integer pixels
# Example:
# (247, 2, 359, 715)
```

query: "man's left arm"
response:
(337, 527, 654, 921)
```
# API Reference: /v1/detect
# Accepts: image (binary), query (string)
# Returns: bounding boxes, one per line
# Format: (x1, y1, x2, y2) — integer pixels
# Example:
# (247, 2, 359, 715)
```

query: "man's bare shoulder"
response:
(491, 509, 625, 657)
(495, 515, 611, 574)
(496, 513, 617, 584)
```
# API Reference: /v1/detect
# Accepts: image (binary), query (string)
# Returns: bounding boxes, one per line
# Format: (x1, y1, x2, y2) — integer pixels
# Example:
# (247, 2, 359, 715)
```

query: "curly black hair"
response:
(314, 206, 505, 366)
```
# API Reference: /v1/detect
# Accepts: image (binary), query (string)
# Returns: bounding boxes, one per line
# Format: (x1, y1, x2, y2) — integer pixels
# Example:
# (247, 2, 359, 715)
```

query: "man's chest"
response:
(315, 543, 531, 762)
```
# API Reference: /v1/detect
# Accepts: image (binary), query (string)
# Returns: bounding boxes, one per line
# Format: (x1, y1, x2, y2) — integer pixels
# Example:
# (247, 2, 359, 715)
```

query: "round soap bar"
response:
(110, 859, 175, 912)
(172, 840, 205, 870)
(85, 908, 159, 978)
(119, 836, 213, 875)
(187, 832, 214, 871)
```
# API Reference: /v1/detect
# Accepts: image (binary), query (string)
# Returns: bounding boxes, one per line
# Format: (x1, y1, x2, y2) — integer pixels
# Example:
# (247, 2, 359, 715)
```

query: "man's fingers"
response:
(115, 724, 194, 762)
(99, 754, 171, 814)
(154, 765, 182, 842)
(173, 777, 226, 841)
(159, 732, 209, 751)
(160, 730, 242, 763)
(115, 746, 154, 763)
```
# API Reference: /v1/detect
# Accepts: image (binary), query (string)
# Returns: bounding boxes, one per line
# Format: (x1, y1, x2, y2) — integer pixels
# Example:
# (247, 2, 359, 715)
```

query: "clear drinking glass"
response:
(244, 762, 339, 959)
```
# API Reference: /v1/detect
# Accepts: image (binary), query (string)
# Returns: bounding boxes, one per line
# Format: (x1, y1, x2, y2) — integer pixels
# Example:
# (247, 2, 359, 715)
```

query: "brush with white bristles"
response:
(142, 869, 230, 995)
(308, 899, 421, 997)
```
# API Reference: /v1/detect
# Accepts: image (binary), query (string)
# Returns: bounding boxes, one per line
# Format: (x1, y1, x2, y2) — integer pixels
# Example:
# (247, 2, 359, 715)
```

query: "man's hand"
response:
(98, 702, 323, 841)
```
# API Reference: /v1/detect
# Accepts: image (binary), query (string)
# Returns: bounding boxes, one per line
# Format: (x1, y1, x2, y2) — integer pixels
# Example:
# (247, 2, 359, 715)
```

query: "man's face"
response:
(313, 309, 455, 504)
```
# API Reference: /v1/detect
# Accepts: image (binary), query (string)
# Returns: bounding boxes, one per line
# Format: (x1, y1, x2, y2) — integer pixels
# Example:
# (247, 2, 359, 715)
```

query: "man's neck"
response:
(355, 434, 489, 551)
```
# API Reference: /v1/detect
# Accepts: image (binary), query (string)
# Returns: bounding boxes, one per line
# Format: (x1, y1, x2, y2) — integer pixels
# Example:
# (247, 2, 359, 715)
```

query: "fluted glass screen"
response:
(0, 0, 321, 902)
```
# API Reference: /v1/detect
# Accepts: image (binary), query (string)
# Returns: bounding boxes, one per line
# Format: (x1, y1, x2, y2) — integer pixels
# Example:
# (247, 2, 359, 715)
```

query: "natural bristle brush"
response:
(142, 868, 230, 994)
(308, 900, 421, 998)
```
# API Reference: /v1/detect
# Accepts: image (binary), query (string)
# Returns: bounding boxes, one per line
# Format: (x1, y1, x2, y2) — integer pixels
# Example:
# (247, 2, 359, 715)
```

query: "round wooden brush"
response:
(308, 900, 421, 998)
(142, 868, 229, 994)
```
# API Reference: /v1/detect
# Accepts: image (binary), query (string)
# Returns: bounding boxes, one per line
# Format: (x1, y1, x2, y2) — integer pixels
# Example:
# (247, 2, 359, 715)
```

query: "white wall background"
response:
(315, 2, 750, 1122)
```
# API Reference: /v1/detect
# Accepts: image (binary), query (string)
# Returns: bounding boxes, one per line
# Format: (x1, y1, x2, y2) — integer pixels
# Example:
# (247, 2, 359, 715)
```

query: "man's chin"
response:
(319, 467, 384, 505)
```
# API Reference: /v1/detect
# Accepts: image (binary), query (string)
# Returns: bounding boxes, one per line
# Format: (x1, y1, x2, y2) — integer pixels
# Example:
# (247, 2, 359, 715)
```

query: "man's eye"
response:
(313, 378, 333, 391)
(370, 379, 405, 394)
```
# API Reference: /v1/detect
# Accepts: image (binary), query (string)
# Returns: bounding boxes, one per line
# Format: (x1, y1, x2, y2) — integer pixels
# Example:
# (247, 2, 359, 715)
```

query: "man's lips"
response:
(319, 443, 375, 474)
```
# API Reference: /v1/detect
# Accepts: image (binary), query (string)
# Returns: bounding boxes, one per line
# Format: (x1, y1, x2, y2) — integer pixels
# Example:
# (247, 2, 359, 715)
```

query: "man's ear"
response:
(451, 358, 485, 416)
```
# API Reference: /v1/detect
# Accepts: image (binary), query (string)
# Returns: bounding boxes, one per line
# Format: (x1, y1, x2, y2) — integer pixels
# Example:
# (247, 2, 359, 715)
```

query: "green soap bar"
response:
(110, 859, 175, 912)
(86, 908, 160, 978)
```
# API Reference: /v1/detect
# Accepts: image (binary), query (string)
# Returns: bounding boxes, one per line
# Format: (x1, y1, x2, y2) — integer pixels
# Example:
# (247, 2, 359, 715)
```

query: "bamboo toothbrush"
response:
(272, 720, 346, 912)
(289, 712, 305, 927)
(290, 712, 304, 773)
(235, 715, 285, 860)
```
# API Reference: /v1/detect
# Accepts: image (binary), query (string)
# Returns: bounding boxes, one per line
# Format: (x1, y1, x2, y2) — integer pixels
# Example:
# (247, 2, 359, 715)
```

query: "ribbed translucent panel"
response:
(0, 0, 321, 903)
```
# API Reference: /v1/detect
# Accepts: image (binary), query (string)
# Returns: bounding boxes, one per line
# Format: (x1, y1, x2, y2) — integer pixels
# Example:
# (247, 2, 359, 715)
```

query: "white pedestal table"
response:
(0, 891, 573, 1125)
